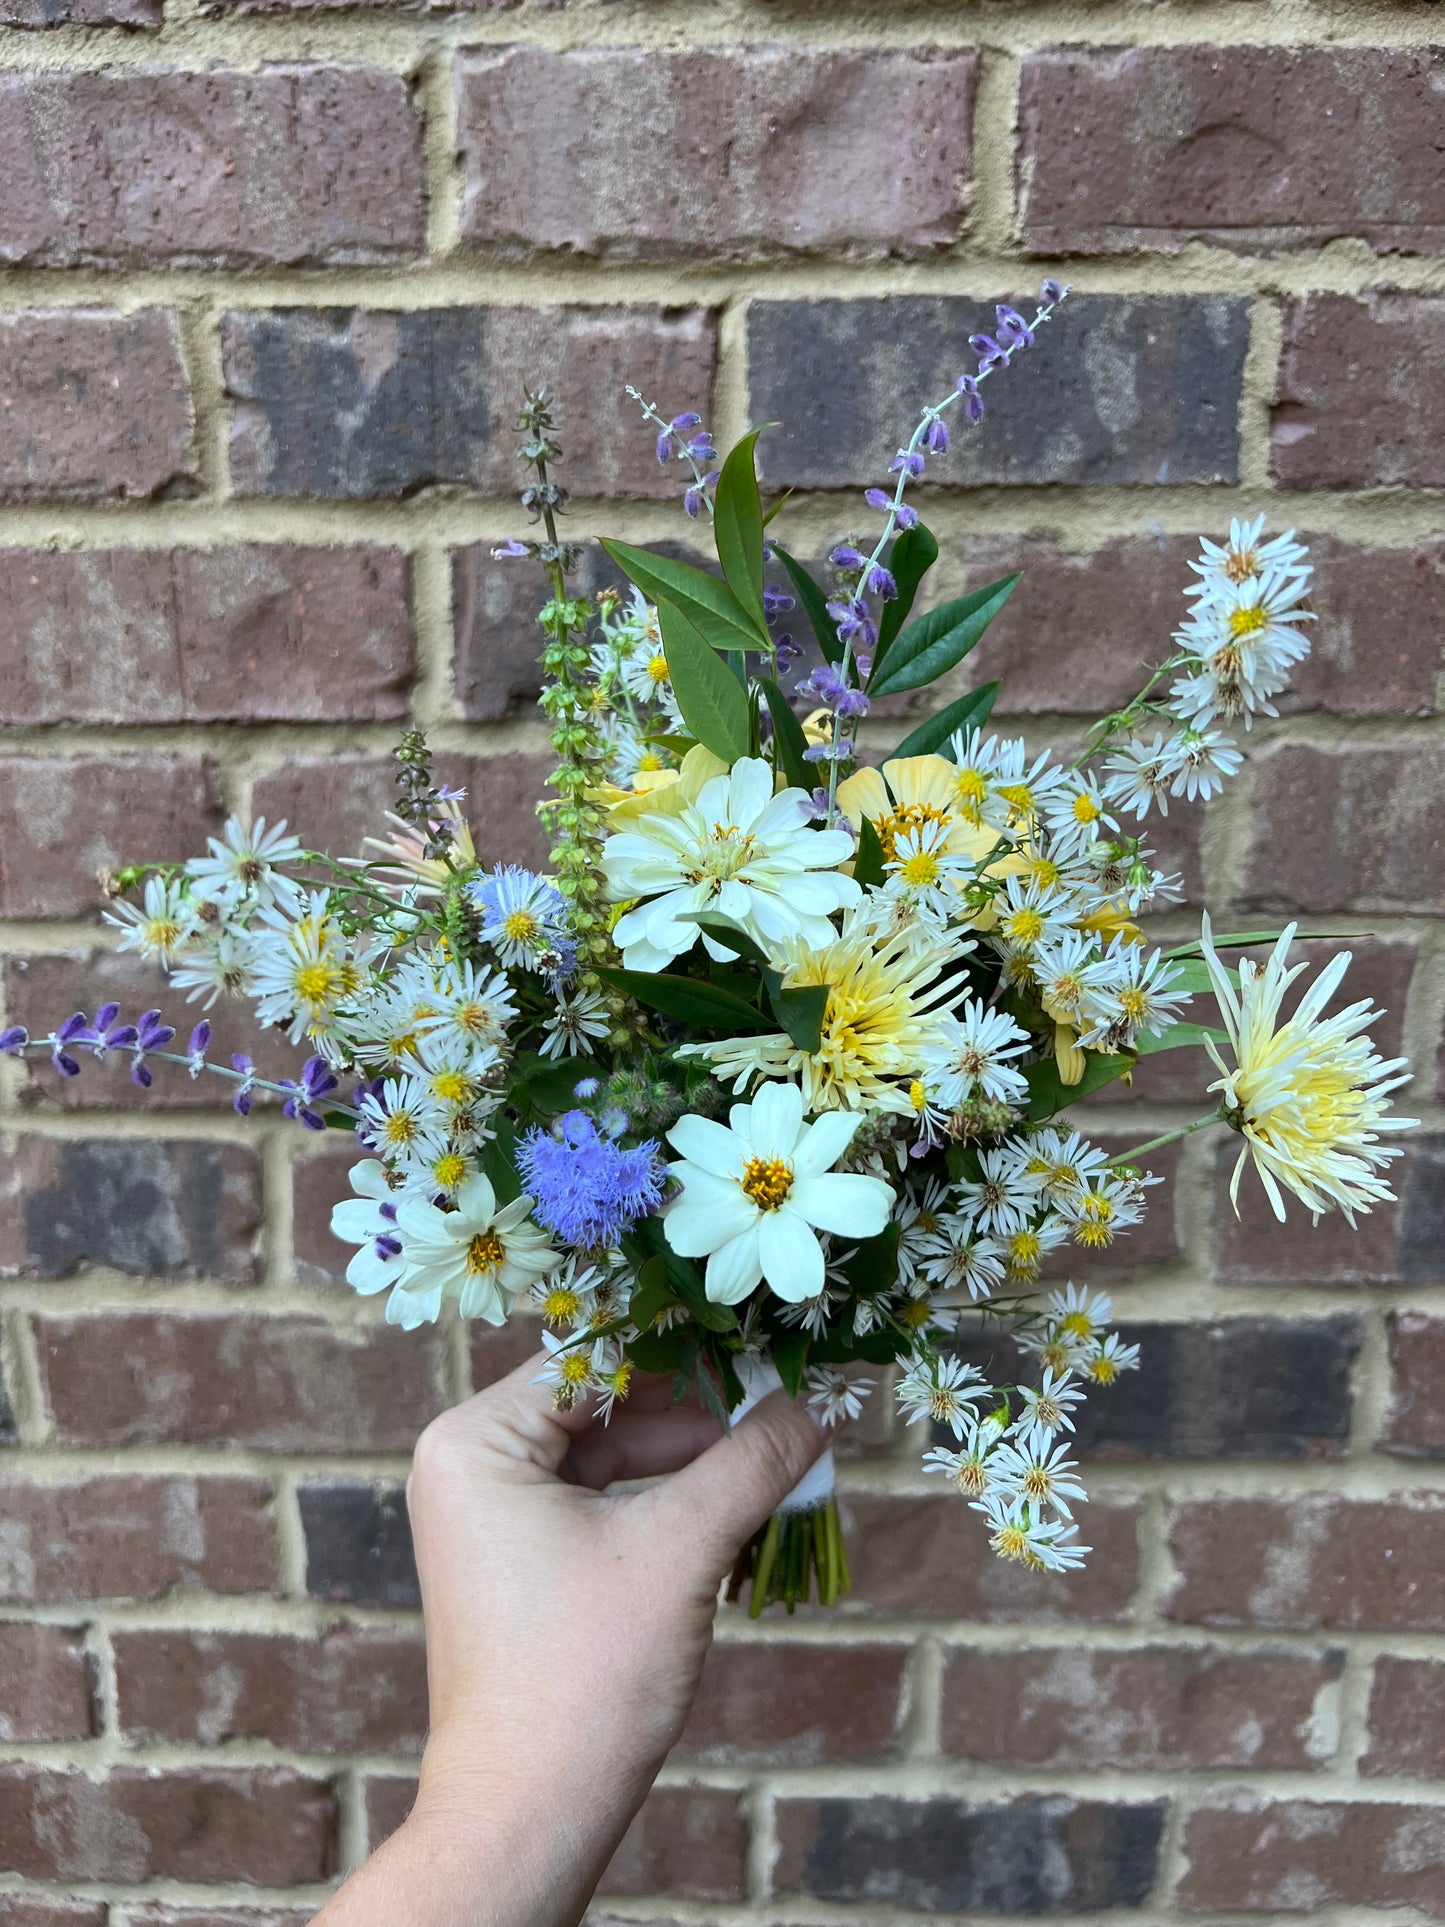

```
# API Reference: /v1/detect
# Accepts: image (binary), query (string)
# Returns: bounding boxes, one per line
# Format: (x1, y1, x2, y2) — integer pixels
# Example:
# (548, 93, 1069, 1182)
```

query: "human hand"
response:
(315, 1352, 829, 1927)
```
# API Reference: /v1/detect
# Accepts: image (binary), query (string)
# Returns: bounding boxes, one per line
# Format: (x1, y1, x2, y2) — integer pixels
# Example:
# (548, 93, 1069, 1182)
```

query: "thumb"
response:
(646, 1389, 830, 1572)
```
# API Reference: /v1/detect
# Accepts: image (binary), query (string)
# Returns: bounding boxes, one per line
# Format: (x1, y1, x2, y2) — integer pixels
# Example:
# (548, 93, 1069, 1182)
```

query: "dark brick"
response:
(127, 1911, 315, 1927)
(1215, 1135, 1443, 1289)
(1273, 293, 1445, 488)
(964, 533, 1443, 720)
(458, 46, 974, 258)
(0, 1624, 96, 1741)
(300, 1480, 418, 1607)
(1245, 741, 1445, 914)
(115, 1627, 426, 1753)
(749, 295, 1248, 489)
(0, 1901, 106, 1927)
(1382, 1311, 1445, 1457)
(0, 1365, 14, 1445)
(1021, 47, 1445, 256)
(1037, 1139, 1183, 1284)
(469, 1316, 547, 1392)
(834, 1493, 1138, 1623)
(0, 545, 413, 725)
(679, 1641, 904, 1764)
(1166, 1495, 1445, 1631)
(0, 69, 422, 268)
(0, 1137, 260, 1283)
(0, 754, 223, 919)
(0, 309, 191, 500)
(943, 1645, 1341, 1770)
(0, 1475, 278, 1601)
(363, 1774, 415, 1849)
(1362, 1657, 1445, 1779)
(34, 1312, 446, 1451)
(0, 0, 158, 23)
(1178, 1796, 1445, 1917)
(774, 1794, 1164, 1911)
(0, 1764, 335, 1885)
(598, 1786, 748, 1903)
(953, 1316, 1358, 1460)
(253, 751, 553, 877)
(224, 305, 716, 499)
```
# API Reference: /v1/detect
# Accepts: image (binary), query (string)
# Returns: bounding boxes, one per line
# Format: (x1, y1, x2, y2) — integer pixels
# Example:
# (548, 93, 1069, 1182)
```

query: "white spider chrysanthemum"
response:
(105, 876, 199, 968)
(988, 1433, 1089, 1518)
(663, 1081, 892, 1305)
(1043, 1281, 1114, 1348)
(357, 1074, 449, 1159)
(186, 815, 304, 913)
(416, 955, 518, 1050)
(1012, 1367, 1087, 1443)
(1083, 1331, 1142, 1386)
(473, 867, 569, 972)
(603, 756, 859, 972)
(922, 1000, 1031, 1109)
(389, 1172, 560, 1328)
(1040, 774, 1116, 859)
(1200, 915, 1416, 1225)
(917, 1217, 1007, 1301)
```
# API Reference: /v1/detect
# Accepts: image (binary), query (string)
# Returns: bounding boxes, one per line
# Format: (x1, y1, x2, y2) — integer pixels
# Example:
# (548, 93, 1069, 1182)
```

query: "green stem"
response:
(748, 1515, 782, 1619)
(1107, 1112, 1222, 1166)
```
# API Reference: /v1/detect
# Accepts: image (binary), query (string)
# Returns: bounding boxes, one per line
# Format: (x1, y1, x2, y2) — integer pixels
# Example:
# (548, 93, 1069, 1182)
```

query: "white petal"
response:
(348, 1159, 392, 1200)
(668, 1114, 745, 1178)
(705, 1224, 764, 1303)
(386, 1280, 444, 1328)
(455, 1171, 498, 1225)
(746, 1080, 805, 1157)
(331, 1198, 383, 1244)
(664, 1185, 756, 1256)
(793, 1110, 859, 1177)
(791, 1171, 893, 1239)
(758, 1209, 824, 1300)
(394, 1197, 452, 1243)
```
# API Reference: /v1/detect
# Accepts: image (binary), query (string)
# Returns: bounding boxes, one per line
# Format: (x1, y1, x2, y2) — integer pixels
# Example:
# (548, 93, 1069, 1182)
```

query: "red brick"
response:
(253, 751, 552, 880)
(1245, 741, 1445, 914)
(0, 754, 223, 919)
(363, 1773, 415, 1849)
(0, 1764, 335, 1885)
(2, 0, 157, 20)
(942, 1645, 1340, 1770)
(224, 306, 716, 500)
(0, 309, 191, 500)
(3, 950, 296, 1114)
(0, 1136, 260, 1284)
(598, 1786, 749, 1902)
(833, 1493, 1138, 1622)
(1166, 1495, 1445, 1631)
(1215, 1134, 1441, 1289)
(458, 47, 974, 258)
(1178, 1796, 1445, 1917)
(127, 1911, 314, 1927)
(1363, 1657, 1445, 1781)
(115, 1627, 426, 1753)
(0, 1901, 106, 1927)
(34, 1312, 446, 1451)
(0, 1623, 96, 1741)
(1382, 1311, 1445, 1457)
(1021, 47, 1445, 256)
(0, 1475, 278, 1602)
(0, 546, 412, 726)
(469, 1316, 547, 1391)
(0, 70, 421, 268)
(679, 1641, 904, 1764)
(1273, 294, 1445, 488)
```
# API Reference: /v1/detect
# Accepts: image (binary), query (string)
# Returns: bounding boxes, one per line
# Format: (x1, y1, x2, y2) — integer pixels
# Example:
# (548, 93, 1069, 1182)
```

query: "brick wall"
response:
(0, 0, 1442, 1920)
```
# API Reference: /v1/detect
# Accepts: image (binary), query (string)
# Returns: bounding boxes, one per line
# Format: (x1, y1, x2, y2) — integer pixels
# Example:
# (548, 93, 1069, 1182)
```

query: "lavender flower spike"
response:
(281, 1054, 339, 1131)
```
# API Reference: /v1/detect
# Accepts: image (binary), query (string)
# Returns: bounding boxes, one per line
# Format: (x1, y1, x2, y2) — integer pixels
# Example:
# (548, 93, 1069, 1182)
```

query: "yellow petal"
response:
(880, 754, 958, 813)
(1054, 1024, 1087, 1086)
(835, 765, 891, 828)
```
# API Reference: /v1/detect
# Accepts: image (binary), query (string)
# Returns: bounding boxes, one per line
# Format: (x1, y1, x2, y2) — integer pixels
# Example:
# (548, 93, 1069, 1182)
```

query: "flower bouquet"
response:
(5, 284, 1415, 1613)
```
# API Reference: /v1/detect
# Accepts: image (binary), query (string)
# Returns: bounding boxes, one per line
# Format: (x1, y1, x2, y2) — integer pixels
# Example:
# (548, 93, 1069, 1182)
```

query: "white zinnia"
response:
(388, 1171, 560, 1328)
(603, 757, 859, 971)
(663, 1081, 891, 1304)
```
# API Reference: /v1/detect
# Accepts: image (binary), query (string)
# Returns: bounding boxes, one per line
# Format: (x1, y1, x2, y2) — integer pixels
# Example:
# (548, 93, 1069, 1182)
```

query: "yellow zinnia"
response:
(835, 753, 1026, 927)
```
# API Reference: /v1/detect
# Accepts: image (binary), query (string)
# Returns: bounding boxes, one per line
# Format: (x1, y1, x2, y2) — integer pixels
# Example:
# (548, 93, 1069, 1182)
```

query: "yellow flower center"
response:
(541, 1285, 583, 1325)
(466, 1230, 506, 1276)
(647, 654, 670, 682)
(1119, 986, 1149, 1023)
(504, 910, 538, 943)
(1007, 1230, 1041, 1271)
(1224, 549, 1258, 584)
(993, 1521, 1032, 1563)
(432, 1153, 468, 1190)
(997, 781, 1035, 815)
(875, 801, 951, 866)
(145, 916, 185, 952)
(560, 1352, 591, 1386)
(1060, 1311, 1095, 1340)
(1089, 1354, 1119, 1385)
(900, 1298, 932, 1329)
(899, 849, 941, 886)
(1072, 793, 1103, 825)
(636, 750, 664, 772)
(383, 1112, 419, 1145)
(1004, 908, 1046, 946)
(295, 961, 341, 1007)
(1021, 1465, 1053, 1501)
(1229, 604, 1269, 639)
(740, 1155, 794, 1211)
(909, 1079, 928, 1113)
(430, 1070, 470, 1104)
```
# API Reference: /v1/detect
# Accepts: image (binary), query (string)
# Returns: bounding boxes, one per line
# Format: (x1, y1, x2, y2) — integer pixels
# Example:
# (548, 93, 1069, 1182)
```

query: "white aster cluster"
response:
(590, 588, 685, 784)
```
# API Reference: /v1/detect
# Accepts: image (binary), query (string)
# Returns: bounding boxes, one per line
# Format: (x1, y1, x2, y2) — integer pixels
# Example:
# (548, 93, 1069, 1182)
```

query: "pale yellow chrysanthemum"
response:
(680, 906, 966, 1112)
(1200, 914, 1416, 1225)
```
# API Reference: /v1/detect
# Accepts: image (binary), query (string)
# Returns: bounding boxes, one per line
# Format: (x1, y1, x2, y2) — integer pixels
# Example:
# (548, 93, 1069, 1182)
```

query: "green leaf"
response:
(599, 537, 767, 654)
(758, 678, 813, 791)
(1165, 928, 1357, 960)
(1168, 959, 1236, 997)
(677, 913, 773, 968)
(761, 488, 794, 529)
(770, 543, 842, 666)
(853, 814, 886, 889)
(595, 965, 765, 1035)
(480, 1117, 522, 1205)
(772, 1329, 810, 1399)
(626, 1326, 694, 1376)
(713, 430, 767, 628)
(1137, 1022, 1230, 1056)
(870, 522, 939, 682)
(868, 572, 1021, 699)
(629, 1253, 676, 1331)
(888, 682, 1002, 761)
(322, 1110, 357, 1132)
(768, 983, 830, 1053)
(656, 601, 751, 765)
(1024, 1049, 1136, 1123)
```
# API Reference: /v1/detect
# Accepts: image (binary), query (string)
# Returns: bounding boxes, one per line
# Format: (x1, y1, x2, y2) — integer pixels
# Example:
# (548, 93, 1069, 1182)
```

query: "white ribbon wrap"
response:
(730, 1352, 835, 1517)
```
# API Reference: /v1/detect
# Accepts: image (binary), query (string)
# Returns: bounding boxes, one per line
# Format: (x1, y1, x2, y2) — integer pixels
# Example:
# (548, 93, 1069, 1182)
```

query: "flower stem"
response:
(1107, 1112, 1222, 1166)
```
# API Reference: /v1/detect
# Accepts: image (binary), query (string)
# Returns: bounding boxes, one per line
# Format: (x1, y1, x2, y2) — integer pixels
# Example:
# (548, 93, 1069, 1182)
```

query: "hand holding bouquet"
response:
(8, 285, 1415, 1613)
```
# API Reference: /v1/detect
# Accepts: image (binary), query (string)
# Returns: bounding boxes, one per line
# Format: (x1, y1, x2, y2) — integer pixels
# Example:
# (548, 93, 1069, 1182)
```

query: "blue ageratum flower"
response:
(518, 1111, 667, 1249)
(470, 867, 570, 972)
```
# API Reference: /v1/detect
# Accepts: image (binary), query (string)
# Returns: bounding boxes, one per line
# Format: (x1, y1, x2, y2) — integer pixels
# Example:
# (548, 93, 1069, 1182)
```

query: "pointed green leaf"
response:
(761, 488, 794, 529)
(1024, 1049, 1136, 1123)
(770, 542, 842, 666)
(758, 679, 813, 791)
(656, 601, 751, 765)
(853, 814, 886, 889)
(595, 966, 765, 1035)
(599, 537, 767, 654)
(676, 912, 774, 968)
(1165, 928, 1357, 959)
(771, 1329, 810, 1399)
(713, 430, 766, 627)
(889, 682, 1002, 761)
(768, 983, 830, 1054)
(868, 572, 1022, 699)
(480, 1115, 522, 1204)
(870, 522, 939, 682)
(1136, 1022, 1229, 1056)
